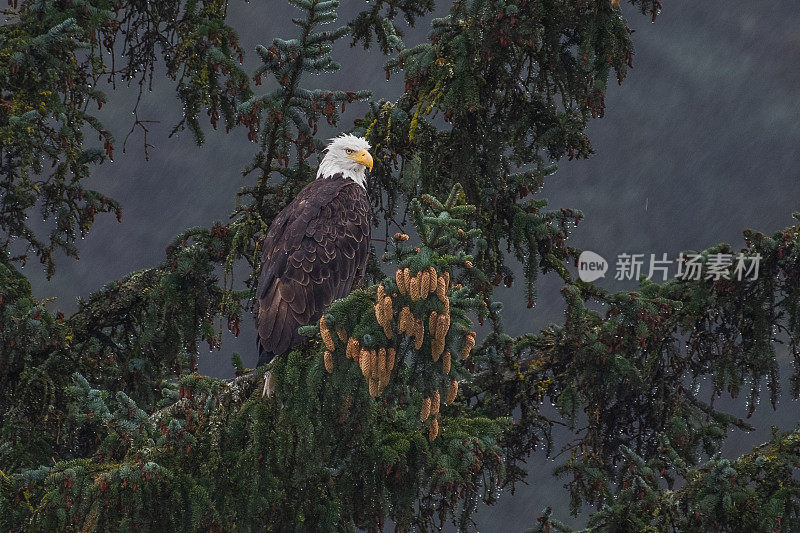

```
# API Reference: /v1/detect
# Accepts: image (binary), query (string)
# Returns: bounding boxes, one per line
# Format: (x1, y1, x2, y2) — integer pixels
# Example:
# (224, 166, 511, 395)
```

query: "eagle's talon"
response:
(262, 370, 275, 398)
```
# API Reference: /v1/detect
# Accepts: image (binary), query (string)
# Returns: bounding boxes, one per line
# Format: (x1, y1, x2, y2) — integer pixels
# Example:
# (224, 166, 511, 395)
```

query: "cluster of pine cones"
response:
(319, 264, 478, 440)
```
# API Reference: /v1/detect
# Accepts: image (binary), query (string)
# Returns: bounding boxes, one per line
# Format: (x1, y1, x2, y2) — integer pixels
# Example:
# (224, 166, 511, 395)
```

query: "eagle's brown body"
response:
(256, 173, 370, 365)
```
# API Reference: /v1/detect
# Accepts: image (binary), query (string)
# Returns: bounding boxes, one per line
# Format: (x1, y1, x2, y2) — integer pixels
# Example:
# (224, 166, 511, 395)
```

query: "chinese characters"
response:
(613, 252, 761, 281)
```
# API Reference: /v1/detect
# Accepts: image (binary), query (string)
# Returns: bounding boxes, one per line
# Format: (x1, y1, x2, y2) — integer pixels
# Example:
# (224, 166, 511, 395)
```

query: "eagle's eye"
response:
(345, 148, 354, 155)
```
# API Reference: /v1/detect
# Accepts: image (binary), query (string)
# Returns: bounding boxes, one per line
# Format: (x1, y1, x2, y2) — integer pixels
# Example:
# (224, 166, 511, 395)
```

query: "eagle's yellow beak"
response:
(351, 149, 373, 172)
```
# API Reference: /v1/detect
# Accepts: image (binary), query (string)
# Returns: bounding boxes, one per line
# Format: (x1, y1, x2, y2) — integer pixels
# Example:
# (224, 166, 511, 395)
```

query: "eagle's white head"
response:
(316, 134, 373, 189)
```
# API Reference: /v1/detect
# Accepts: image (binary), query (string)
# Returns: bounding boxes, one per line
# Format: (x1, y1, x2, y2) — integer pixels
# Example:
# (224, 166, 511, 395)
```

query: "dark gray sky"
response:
(23, 1, 800, 529)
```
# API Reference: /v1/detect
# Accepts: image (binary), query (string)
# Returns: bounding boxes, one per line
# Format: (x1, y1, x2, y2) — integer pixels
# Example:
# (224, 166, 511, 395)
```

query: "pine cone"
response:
(360, 347, 371, 377)
(420, 397, 431, 421)
(347, 337, 360, 360)
(431, 337, 444, 362)
(446, 379, 458, 404)
(398, 306, 412, 334)
(461, 332, 476, 360)
(402, 268, 411, 294)
(336, 327, 348, 343)
(377, 347, 387, 385)
(428, 310, 439, 336)
(431, 390, 440, 415)
(368, 378, 378, 398)
(382, 295, 393, 319)
(414, 319, 424, 350)
(436, 275, 447, 301)
(442, 350, 451, 374)
(436, 313, 450, 342)
(319, 315, 335, 351)
(429, 417, 439, 441)
(409, 276, 420, 301)
(396, 269, 408, 295)
(323, 350, 334, 373)
(387, 347, 396, 372)
(381, 296, 394, 338)
(420, 270, 430, 298)
(368, 349, 377, 380)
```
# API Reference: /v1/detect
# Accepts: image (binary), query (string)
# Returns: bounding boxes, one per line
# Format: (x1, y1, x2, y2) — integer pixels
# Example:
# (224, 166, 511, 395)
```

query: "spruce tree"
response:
(2, 0, 800, 531)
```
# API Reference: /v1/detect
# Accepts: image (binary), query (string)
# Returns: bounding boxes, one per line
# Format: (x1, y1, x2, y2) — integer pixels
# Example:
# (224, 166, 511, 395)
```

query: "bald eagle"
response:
(256, 134, 373, 371)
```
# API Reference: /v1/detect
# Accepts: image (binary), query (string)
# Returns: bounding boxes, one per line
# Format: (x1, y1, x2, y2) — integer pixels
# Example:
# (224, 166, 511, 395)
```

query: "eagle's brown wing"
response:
(256, 174, 370, 364)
